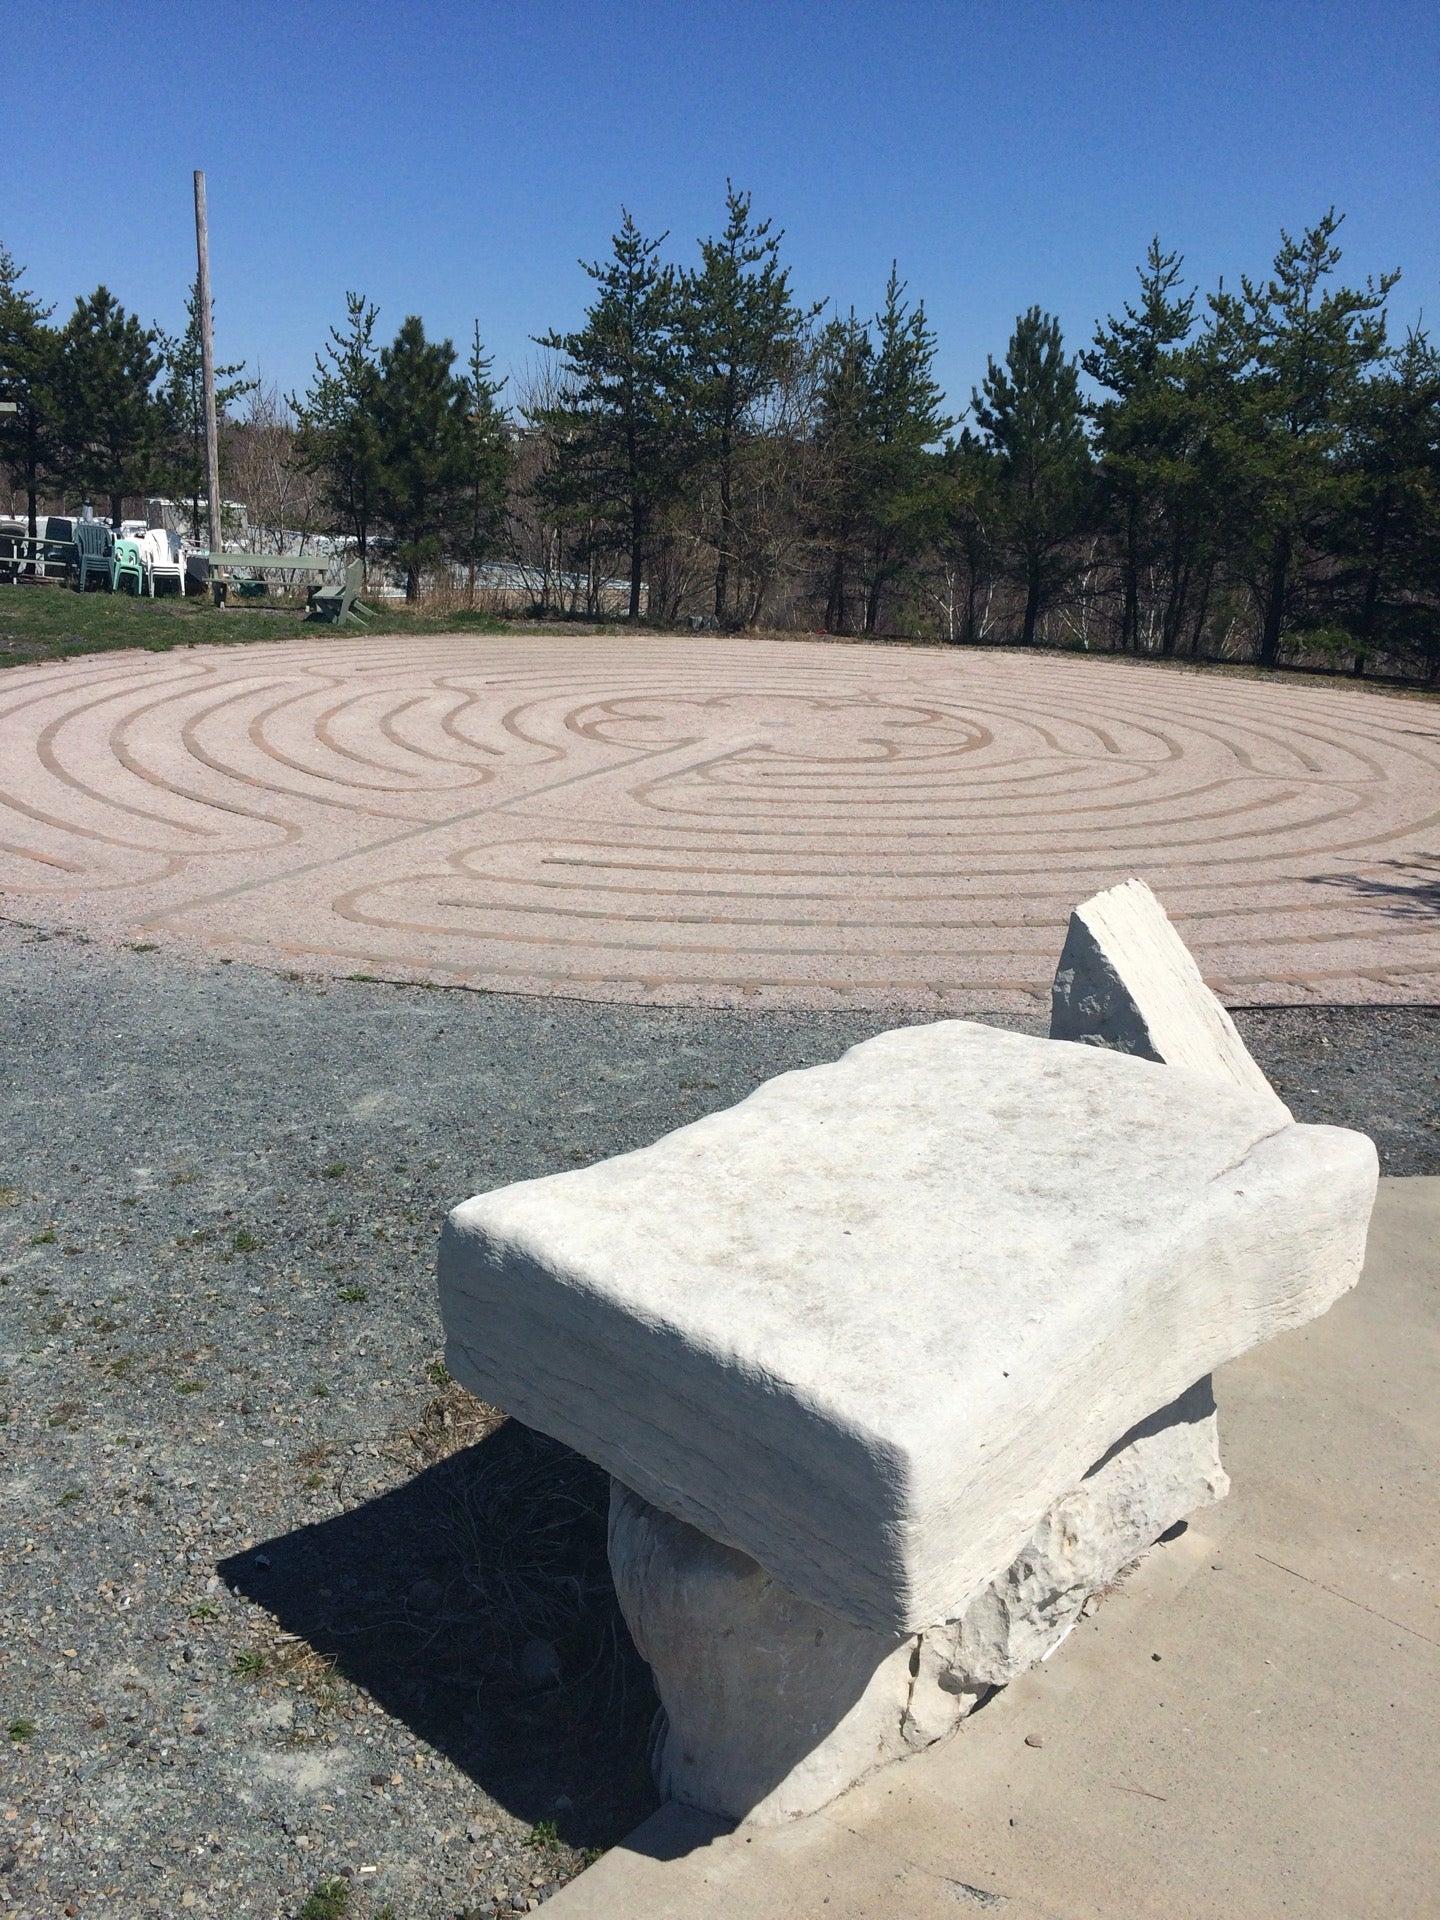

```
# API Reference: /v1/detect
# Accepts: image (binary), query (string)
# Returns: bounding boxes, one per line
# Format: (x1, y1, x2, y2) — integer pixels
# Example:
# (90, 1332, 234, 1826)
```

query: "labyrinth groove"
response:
(0, 634, 1435, 1010)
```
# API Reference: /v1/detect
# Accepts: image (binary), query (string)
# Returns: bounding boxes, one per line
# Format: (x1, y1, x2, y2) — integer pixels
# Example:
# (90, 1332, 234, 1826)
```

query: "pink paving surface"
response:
(1, 632, 1437, 1013)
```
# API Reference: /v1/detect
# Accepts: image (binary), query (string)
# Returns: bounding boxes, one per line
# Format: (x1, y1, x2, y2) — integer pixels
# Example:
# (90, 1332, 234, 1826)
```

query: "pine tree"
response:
(812, 274, 951, 635)
(456, 321, 512, 603)
(535, 212, 684, 620)
(1082, 240, 1196, 652)
(972, 307, 1090, 646)
(938, 429, 1000, 645)
(856, 266, 952, 633)
(1333, 329, 1440, 676)
(0, 246, 60, 538)
(813, 312, 874, 632)
(1205, 210, 1397, 667)
(676, 185, 817, 624)
(372, 316, 470, 600)
(56, 287, 164, 523)
(157, 275, 254, 540)
(291, 293, 384, 577)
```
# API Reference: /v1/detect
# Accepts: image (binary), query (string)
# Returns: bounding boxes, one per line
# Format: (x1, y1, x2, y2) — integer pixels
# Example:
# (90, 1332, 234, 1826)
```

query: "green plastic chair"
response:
(75, 519, 116, 591)
(111, 537, 148, 596)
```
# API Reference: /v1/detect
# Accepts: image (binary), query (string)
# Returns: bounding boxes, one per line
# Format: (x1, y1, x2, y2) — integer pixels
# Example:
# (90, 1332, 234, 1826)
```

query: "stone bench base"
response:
(609, 1377, 1227, 1824)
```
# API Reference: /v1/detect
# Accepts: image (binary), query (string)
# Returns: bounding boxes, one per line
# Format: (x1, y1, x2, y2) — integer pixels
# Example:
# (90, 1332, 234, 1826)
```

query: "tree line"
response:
(512, 194, 1437, 679)
(3, 194, 1437, 679)
(0, 254, 255, 534)
(0, 249, 511, 596)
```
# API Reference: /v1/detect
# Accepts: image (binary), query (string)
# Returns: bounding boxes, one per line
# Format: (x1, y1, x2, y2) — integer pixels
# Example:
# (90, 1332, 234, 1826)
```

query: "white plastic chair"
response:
(141, 527, 186, 597)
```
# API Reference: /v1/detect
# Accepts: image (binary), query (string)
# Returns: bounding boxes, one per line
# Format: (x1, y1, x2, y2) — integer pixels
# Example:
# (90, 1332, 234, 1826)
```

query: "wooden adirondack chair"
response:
(74, 519, 116, 591)
(305, 558, 371, 625)
(111, 537, 149, 596)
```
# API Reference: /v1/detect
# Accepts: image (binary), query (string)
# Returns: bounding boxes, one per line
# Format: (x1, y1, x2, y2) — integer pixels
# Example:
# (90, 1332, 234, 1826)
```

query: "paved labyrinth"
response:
(0, 633, 1436, 1011)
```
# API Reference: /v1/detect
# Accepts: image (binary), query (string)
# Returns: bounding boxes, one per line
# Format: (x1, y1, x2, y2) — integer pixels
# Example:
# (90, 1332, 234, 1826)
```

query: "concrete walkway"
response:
(549, 1176, 1439, 1920)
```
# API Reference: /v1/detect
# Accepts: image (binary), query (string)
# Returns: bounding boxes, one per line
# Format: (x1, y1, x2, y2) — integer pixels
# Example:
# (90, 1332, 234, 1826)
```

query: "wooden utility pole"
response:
(192, 170, 222, 559)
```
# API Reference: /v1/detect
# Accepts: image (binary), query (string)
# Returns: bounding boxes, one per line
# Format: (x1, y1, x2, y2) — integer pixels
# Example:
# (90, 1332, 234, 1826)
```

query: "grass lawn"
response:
(5, 581, 1432, 700)
(0, 582, 507, 669)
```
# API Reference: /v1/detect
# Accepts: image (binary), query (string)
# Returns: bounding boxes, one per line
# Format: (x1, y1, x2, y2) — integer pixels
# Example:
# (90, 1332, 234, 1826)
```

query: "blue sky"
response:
(5, 0, 1437, 419)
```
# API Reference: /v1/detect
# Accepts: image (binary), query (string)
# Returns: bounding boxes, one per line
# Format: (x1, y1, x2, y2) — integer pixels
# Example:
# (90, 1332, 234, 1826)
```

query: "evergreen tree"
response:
(536, 212, 684, 620)
(56, 287, 164, 523)
(972, 307, 1090, 646)
(0, 246, 60, 537)
(1205, 210, 1397, 667)
(1082, 240, 1196, 652)
(813, 312, 874, 632)
(157, 274, 254, 540)
(676, 185, 817, 624)
(291, 293, 384, 577)
(372, 315, 470, 601)
(855, 266, 952, 632)
(1333, 329, 1440, 676)
(455, 321, 513, 604)
(938, 428, 1000, 645)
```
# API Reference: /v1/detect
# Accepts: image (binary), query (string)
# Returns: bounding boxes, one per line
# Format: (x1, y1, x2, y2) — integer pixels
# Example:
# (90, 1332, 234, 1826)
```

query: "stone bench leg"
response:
(608, 1377, 1228, 1825)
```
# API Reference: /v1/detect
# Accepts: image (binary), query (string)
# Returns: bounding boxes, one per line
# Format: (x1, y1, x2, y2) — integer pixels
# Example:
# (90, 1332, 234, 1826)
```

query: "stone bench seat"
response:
(438, 1020, 1376, 1639)
(437, 882, 1379, 1822)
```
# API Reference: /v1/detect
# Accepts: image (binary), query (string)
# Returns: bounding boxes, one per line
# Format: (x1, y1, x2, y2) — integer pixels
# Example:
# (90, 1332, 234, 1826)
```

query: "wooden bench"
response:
(0, 529, 79, 585)
(189, 549, 333, 605)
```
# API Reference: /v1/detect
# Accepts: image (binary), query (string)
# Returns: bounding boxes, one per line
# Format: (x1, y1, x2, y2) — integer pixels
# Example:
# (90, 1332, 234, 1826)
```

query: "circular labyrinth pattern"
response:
(0, 633, 1436, 1011)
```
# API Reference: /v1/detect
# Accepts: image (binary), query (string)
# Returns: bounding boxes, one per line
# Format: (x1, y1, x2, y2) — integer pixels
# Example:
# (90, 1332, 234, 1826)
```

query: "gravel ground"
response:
(1, 924, 1435, 1920)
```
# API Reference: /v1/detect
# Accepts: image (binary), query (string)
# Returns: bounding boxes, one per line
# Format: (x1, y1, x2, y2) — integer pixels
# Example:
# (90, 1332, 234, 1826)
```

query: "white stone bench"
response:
(437, 881, 1377, 1823)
